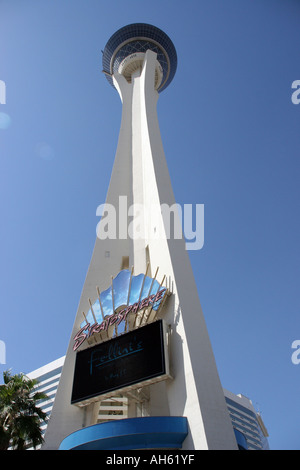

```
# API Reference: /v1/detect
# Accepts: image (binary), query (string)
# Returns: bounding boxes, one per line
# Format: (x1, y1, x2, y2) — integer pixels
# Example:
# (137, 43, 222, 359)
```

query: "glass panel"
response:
(128, 273, 144, 305)
(113, 269, 131, 309)
(100, 285, 113, 318)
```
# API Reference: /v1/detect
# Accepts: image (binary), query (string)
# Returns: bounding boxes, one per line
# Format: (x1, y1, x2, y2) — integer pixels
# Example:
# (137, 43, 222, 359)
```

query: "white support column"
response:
(124, 50, 237, 450)
(42, 73, 135, 451)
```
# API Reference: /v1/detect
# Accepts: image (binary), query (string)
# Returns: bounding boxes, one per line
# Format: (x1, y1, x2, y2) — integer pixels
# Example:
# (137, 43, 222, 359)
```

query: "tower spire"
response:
(42, 23, 237, 450)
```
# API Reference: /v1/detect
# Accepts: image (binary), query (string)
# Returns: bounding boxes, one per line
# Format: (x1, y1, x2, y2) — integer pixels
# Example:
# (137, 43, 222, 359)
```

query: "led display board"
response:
(71, 320, 170, 405)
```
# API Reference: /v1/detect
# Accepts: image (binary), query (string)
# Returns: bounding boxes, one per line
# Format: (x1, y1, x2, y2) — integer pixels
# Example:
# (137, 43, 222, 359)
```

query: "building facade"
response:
(224, 389, 269, 450)
(26, 357, 65, 449)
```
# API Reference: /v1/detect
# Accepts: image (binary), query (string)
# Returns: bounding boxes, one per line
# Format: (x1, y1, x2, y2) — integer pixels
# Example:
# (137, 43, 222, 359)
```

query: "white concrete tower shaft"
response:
(42, 25, 237, 450)
(113, 49, 237, 449)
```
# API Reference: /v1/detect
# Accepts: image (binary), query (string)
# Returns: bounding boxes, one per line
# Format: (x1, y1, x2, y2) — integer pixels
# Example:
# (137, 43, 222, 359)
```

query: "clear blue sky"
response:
(1, 0, 300, 450)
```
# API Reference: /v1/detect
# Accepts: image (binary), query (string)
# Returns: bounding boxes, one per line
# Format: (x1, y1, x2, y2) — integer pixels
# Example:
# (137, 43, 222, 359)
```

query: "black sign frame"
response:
(71, 320, 170, 405)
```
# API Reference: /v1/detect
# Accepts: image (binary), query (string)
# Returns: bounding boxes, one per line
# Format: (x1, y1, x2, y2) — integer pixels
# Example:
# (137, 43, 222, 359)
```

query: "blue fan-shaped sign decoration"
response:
(73, 269, 167, 351)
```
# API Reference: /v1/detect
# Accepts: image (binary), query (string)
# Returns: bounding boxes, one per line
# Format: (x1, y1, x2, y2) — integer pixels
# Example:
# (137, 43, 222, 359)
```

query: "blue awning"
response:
(59, 416, 188, 450)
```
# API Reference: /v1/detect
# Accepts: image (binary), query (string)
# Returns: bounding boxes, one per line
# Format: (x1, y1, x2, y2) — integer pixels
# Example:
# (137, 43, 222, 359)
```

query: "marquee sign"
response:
(73, 268, 168, 351)
(71, 320, 170, 405)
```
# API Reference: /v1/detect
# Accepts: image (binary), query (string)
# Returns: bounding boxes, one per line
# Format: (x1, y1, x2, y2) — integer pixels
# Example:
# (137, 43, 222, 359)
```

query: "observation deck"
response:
(102, 23, 177, 92)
